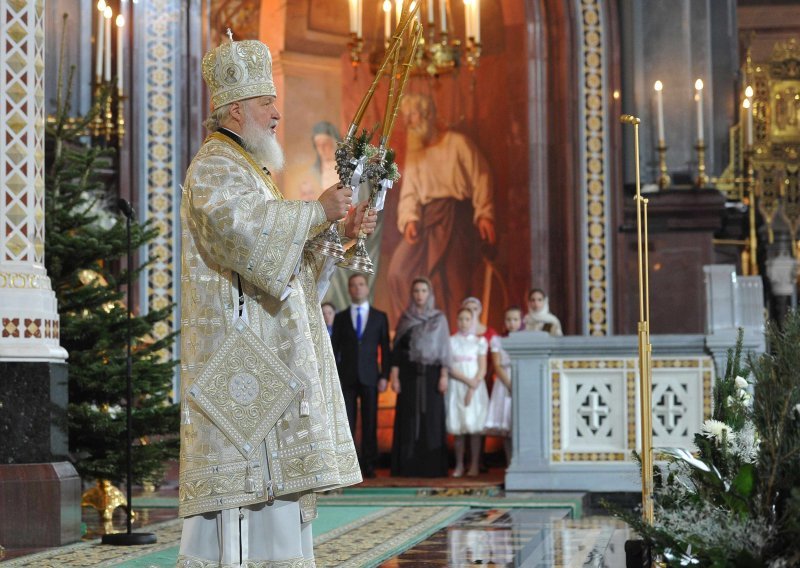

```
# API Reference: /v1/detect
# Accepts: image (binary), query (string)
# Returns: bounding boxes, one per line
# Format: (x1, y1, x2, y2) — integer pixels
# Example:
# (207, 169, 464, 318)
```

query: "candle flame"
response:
(654, 80, 663, 92)
(695, 79, 703, 91)
(98, 0, 106, 11)
(104, 6, 112, 18)
(743, 98, 751, 109)
(116, 14, 125, 27)
(383, 0, 391, 11)
(745, 85, 754, 98)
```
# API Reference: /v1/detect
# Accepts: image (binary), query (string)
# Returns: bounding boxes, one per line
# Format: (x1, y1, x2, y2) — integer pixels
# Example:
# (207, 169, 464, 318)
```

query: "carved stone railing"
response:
(504, 330, 763, 491)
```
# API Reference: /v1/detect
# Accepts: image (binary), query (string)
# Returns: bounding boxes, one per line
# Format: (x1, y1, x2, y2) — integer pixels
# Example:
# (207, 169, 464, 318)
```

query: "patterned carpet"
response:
(1, 505, 467, 567)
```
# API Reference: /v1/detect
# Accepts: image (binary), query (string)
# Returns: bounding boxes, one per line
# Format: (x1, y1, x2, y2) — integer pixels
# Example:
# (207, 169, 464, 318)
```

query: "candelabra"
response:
(464, 38, 482, 71)
(352, 0, 482, 75)
(348, 32, 364, 68)
(117, 91, 126, 140)
(656, 140, 671, 189)
(695, 141, 709, 188)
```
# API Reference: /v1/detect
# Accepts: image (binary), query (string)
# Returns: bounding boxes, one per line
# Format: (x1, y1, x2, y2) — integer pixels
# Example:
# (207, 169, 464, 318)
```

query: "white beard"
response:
(240, 118, 285, 173)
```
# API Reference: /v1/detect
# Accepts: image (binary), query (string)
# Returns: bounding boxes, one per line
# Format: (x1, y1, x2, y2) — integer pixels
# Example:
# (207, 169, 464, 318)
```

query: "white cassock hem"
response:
(177, 500, 314, 568)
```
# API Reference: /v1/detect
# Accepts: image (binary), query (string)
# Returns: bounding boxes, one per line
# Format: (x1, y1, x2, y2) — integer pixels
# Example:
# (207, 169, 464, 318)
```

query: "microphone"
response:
(117, 198, 135, 219)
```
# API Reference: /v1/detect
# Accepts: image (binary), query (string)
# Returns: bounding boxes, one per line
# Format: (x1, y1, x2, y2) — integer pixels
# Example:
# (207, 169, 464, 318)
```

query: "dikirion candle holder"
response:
(306, 2, 421, 265)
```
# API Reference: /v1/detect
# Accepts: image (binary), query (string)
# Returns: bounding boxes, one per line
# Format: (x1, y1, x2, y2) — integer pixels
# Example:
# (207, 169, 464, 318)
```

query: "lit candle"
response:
(745, 85, 754, 147)
(654, 80, 665, 143)
(384, 0, 391, 42)
(396, 0, 403, 25)
(116, 15, 125, 91)
(474, 0, 480, 44)
(104, 7, 112, 82)
(357, 0, 363, 37)
(464, 0, 472, 39)
(348, 0, 358, 34)
(439, 0, 447, 32)
(427, 0, 434, 23)
(743, 98, 753, 147)
(96, 0, 106, 82)
(694, 78, 704, 142)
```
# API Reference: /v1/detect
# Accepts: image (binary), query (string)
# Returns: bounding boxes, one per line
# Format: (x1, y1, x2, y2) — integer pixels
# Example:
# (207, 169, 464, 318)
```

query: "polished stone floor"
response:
(1, 468, 635, 566)
(380, 508, 630, 567)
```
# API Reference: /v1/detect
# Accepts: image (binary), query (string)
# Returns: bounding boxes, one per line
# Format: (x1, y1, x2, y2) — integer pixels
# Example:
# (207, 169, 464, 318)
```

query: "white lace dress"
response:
(484, 335, 512, 435)
(445, 333, 489, 435)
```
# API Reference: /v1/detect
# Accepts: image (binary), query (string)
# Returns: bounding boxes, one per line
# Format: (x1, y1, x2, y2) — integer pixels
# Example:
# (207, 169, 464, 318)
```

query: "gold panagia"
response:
(178, 134, 361, 518)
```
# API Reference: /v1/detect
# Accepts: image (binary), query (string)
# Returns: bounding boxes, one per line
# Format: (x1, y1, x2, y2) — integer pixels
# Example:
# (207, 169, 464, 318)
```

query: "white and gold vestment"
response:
(177, 133, 361, 567)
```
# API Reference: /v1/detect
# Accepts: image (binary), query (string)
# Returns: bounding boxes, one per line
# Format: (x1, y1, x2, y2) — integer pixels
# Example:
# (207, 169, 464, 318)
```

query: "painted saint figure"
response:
(387, 94, 496, 324)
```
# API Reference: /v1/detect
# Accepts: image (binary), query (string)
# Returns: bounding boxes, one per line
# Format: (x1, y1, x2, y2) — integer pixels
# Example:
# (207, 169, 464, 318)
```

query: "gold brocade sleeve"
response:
(185, 151, 326, 300)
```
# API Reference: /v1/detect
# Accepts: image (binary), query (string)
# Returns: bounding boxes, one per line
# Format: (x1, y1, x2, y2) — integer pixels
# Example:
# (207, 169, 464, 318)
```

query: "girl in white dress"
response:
(485, 306, 522, 466)
(446, 308, 489, 477)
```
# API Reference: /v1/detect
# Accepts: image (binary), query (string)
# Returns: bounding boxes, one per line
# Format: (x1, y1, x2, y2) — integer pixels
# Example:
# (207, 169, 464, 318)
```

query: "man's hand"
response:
(344, 202, 378, 239)
(477, 217, 496, 245)
(378, 378, 388, 393)
(390, 367, 400, 393)
(403, 221, 419, 245)
(318, 183, 353, 222)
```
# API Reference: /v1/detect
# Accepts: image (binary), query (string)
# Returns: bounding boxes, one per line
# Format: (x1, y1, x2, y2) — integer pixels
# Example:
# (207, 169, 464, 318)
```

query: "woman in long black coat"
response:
(389, 277, 451, 477)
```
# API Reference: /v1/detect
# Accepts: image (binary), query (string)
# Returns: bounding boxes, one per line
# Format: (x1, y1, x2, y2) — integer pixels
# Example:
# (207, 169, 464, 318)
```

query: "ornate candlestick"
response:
(656, 140, 670, 189)
(348, 32, 364, 68)
(91, 83, 106, 137)
(744, 147, 758, 275)
(695, 140, 709, 188)
(104, 91, 114, 141)
(116, 91, 126, 141)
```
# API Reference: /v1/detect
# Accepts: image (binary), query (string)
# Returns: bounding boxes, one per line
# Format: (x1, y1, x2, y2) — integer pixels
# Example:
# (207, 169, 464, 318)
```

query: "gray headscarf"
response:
(395, 277, 451, 367)
(311, 121, 341, 176)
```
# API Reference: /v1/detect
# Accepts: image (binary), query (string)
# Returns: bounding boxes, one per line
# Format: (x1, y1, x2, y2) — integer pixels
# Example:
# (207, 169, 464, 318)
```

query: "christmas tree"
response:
(44, 30, 179, 486)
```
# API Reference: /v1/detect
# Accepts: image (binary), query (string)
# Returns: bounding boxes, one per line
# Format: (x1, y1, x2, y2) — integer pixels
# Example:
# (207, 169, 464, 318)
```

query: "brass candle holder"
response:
(91, 82, 106, 137)
(117, 90, 126, 141)
(656, 140, 671, 189)
(104, 92, 114, 141)
(465, 38, 482, 71)
(695, 140, 709, 188)
(348, 32, 364, 68)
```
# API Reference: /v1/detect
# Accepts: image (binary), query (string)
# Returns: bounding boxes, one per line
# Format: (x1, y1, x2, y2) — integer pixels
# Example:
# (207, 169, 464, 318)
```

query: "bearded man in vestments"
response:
(387, 93, 495, 324)
(177, 37, 374, 567)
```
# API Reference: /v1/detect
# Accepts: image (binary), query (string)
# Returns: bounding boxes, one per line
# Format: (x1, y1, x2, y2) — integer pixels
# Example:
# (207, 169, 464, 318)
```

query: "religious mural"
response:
(332, 4, 531, 335)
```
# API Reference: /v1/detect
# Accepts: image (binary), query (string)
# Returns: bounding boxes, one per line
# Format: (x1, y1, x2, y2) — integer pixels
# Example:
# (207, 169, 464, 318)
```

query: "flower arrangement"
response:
(613, 312, 800, 567)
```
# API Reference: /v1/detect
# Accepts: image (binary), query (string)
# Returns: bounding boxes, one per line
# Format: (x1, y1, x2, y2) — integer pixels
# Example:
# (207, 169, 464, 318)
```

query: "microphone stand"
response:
(102, 199, 157, 546)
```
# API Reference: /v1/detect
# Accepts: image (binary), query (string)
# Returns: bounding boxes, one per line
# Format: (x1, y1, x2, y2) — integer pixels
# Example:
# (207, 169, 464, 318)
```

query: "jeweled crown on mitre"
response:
(202, 30, 276, 110)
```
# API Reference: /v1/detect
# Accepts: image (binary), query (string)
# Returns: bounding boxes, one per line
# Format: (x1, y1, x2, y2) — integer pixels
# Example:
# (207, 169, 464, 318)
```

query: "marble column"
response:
(0, 0, 67, 363)
(0, 0, 79, 548)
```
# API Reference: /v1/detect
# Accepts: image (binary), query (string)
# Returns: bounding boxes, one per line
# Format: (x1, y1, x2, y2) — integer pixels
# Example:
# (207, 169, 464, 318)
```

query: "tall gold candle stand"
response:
(695, 141, 709, 188)
(621, 114, 655, 527)
(744, 147, 757, 275)
(656, 140, 670, 189)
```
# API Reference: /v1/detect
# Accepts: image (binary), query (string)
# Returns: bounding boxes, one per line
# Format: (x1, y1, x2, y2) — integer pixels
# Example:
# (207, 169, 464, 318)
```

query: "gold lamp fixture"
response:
(348, 0, 482, 76)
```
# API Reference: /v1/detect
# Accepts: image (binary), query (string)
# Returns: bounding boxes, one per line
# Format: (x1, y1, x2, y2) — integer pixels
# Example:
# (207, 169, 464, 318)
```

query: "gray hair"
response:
(203, 103, 232, 132)
(400, 93, 435, 118)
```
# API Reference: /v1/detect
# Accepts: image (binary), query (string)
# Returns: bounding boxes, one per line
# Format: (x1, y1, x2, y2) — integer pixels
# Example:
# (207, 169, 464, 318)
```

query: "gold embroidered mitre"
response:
(202, 38, 276, 109)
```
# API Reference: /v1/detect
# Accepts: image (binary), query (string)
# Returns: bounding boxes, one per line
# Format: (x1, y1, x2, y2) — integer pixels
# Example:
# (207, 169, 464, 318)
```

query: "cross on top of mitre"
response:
(227, 28, 234, 43)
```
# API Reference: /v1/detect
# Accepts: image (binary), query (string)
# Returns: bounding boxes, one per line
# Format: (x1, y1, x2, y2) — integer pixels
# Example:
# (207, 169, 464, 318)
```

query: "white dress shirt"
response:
(350, 302, 370, 333)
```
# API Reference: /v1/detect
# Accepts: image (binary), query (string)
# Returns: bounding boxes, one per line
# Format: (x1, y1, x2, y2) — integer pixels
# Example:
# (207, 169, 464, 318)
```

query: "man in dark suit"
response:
(331, 274, 390, 478)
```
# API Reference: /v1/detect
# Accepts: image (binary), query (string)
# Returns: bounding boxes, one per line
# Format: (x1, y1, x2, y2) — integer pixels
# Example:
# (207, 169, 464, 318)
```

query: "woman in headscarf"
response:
(390, 277, 451, 477)
(523, 288, 563, 336)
